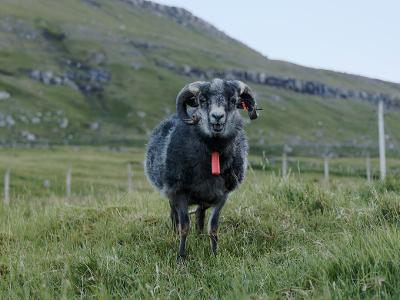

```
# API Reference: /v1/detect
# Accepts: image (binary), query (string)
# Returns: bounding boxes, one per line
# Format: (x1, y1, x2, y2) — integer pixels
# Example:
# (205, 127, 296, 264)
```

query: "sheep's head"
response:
(176, 78, 259, 138)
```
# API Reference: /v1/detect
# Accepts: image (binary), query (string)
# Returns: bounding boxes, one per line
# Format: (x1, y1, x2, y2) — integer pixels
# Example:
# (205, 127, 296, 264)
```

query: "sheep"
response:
(144, 78, 259, 259)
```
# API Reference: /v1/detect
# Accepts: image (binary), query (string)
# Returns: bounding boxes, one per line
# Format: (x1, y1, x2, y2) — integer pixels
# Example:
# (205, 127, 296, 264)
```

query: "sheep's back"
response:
(144, 115, 178, 191)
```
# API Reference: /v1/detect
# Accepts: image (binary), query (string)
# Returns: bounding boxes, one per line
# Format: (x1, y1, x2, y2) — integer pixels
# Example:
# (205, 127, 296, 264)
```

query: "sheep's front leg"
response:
(208, 198, 226, 254)
(169, 200, 178, 232)
(195, 205, 208, 234)
(175, 195, 190, 259)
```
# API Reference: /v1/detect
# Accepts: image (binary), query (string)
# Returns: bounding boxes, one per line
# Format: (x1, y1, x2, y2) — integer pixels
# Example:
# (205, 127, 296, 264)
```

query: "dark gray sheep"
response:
(145, 78, 259, 259)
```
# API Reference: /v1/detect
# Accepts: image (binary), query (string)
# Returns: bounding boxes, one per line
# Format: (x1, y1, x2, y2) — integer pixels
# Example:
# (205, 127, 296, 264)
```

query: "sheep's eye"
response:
(199, 96, 206, 104)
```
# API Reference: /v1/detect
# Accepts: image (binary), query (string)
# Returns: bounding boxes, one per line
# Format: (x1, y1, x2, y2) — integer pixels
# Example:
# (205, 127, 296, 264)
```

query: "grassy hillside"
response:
(1, 0, 400, 156)
(1, 147, 400, 298)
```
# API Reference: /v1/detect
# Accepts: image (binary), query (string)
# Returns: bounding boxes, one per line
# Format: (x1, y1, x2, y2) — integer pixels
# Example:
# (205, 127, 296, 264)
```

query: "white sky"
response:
(155, 0, 400, 83)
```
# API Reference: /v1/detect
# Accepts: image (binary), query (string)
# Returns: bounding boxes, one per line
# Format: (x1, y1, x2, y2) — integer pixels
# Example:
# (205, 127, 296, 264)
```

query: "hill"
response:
(1, 0, 400, 156)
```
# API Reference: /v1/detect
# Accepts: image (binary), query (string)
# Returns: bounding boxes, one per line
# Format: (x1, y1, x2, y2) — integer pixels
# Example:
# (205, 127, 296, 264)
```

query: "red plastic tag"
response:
(211, 151, 220, 176)
(241, 102, 248, 111)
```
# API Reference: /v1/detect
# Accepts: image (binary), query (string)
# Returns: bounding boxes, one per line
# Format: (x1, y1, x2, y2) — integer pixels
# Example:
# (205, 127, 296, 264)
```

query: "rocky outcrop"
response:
(155, 61, 400, 109)
(28, 65, 111, 95)
(0, 91, 10, 101)
(122, 0, 231, 41)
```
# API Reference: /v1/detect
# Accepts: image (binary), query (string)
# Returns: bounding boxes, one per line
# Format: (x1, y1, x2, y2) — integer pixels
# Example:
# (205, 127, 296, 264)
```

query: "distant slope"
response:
(0, 0, 399, 156)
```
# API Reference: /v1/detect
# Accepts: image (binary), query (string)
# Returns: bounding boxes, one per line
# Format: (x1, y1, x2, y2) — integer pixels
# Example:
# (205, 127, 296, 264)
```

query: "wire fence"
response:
(3, 153, 400, 204)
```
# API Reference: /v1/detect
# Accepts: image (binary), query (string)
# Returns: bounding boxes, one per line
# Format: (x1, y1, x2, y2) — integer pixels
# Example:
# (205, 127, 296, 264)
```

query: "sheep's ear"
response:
(229, 80, 259, 120)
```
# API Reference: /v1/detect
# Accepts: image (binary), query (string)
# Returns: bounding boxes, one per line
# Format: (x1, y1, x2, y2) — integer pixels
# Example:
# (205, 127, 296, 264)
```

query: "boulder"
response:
(0, 91, 10, 100)
(59, 118, 69, 129)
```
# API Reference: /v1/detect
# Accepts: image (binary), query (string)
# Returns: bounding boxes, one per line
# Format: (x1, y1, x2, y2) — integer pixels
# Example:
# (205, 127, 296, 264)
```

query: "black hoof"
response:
(176, 254, 187, 263)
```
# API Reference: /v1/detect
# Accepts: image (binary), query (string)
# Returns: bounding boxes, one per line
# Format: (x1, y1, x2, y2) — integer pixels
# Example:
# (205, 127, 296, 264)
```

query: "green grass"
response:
(1, 147, 400, 298)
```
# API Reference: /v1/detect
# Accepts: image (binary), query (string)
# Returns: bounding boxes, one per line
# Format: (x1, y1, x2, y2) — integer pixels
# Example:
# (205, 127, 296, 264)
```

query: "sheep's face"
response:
(195, 79, 242, 139)
(176, 78, 258, 139)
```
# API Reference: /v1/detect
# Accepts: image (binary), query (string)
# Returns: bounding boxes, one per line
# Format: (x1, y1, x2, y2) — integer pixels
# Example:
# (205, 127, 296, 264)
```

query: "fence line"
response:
(1, 155, 395, 199)
(257, 153, 388, 182)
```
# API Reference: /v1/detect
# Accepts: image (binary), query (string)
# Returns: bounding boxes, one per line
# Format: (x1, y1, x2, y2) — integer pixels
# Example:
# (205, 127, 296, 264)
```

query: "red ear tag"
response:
(211, 151, 220, 176)
(241, 102, 248, 111)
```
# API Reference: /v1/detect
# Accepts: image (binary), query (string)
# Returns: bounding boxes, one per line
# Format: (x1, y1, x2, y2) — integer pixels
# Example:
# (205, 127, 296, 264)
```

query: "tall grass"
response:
(1, 151, 399, 299)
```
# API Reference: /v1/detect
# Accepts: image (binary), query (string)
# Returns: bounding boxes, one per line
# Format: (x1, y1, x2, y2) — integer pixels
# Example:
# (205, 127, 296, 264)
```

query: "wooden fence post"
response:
(4, 169, 10, 204)
(127, 163, 133, 193)
(324, 157, 329, 183)
(282, 152, 287, 179)
(378, 100, 386, 180)
(66, 166, 72, 198)
(366, 155, 371, 183)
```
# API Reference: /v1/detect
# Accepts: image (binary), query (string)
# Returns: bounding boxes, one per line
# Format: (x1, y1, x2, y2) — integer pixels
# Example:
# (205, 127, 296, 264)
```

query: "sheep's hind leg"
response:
(208, 198, 226, 255)
(175, 194, 190, 260)
(195, 205, 208, 234)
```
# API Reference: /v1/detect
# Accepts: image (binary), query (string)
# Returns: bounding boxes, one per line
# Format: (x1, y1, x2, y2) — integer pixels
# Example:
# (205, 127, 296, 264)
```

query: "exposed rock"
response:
(0, 17, 39, 41)
(42, 71, 54, 84)
(30, 70, 41, 80)
(59, 117, 69, 129)
(87, 52, 106, 65)
(28, 66, 111, 95)
(82, 0, 101, 8)
(89, 122, 99, 130)
(130, 39, 163, 50)
(63, 78, 80, 91)
(19, 115, 29, 123)
(31, 117, 41, 124)
(132, 62, 142, 70)
(0, 113, 5, 127)
(0, 91, 10, 100)
(137, 111, 146, 118)
(124, 0, 234, 42)
(6, 115, 15, 127)
(155, 61, 400, 109)
(21, 130, 36, 142)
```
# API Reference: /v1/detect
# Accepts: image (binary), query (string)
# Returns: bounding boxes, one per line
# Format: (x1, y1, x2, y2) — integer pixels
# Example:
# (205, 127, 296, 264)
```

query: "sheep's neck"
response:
(211, 151, 220, 176)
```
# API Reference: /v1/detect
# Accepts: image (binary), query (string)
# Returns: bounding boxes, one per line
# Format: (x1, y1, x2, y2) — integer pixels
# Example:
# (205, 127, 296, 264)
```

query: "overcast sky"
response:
(155, 0, 400, 83)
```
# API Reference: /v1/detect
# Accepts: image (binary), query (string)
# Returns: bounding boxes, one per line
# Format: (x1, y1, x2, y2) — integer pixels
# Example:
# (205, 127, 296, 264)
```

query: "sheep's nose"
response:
(211, 112, 225, 123)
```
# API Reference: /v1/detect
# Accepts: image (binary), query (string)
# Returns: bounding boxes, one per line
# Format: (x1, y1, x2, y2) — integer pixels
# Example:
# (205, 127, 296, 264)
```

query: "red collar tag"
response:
(211, 151, 220, 176)
(241, 101, 248, 111)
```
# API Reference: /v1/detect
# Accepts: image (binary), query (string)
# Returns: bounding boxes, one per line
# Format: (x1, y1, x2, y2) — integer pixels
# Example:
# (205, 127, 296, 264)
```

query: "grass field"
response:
(1, 147, 400, 299)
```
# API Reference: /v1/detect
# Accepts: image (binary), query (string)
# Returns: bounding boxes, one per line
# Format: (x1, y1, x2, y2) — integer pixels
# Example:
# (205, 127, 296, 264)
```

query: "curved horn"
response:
(229, 80, 259, 120)
(176, 81, 206, 125)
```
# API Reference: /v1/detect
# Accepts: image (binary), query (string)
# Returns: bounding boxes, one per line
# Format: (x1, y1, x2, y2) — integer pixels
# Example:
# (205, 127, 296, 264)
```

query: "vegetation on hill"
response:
(1, 0, 400, 157)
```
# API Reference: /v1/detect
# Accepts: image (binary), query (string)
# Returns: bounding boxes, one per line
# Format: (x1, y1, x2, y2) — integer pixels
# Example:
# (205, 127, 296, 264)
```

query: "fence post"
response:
(366, 155, 371, 183)
(4, 169, 10, 204)
(324, 157, 329, 183)
(127, 163, 133, 193)
(378, 100, 386, 180)
(66, 165, 72, 198)
(282, 152, 287, 179)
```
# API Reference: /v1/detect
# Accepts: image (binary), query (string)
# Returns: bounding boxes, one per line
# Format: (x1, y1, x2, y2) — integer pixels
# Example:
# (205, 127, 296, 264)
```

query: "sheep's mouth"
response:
(211, 123, 225, 132)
